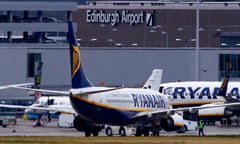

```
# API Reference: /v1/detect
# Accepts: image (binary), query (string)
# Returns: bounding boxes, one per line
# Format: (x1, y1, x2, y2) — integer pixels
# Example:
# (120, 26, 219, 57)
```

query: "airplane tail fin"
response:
(217, 72, 229, 97)
(217, 63, 237, 102)
(143, 69, 163, 91)
(68, 21, 92, 88)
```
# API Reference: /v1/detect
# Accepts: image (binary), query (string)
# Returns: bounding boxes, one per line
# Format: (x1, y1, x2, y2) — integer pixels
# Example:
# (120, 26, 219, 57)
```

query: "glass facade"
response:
(220, 33, 240, 48)
(219, 54, 240, 79)
(0, 0, 75, 44)
(0, 10, 68, 43)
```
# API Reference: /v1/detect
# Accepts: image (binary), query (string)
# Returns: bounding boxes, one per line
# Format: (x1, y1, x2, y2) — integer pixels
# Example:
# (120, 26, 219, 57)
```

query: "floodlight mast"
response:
(195, 0, 200, 81)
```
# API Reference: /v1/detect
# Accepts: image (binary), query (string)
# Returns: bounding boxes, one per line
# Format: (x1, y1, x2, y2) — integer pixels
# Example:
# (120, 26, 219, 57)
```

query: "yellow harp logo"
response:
(72, 45, 80, 78)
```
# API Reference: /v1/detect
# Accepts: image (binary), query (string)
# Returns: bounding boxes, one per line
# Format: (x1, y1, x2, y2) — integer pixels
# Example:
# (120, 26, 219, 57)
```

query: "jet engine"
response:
(198, 104, 233, 121)
(160, 113, 184, 131)
(73, 115, 89, 132)
(73, 115, 103, 136)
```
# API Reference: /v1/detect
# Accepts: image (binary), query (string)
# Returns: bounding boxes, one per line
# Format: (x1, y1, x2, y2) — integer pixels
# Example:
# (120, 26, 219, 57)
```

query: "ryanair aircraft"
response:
(159, 81, 240, 107)
(159, 68, 240, 122)
(2, 21, 240, 136)
(197, 71, 240, 121)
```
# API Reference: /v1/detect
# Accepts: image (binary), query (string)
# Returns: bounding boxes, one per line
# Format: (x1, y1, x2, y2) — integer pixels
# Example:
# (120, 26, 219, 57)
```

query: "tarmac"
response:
(1, 118, 240, 136)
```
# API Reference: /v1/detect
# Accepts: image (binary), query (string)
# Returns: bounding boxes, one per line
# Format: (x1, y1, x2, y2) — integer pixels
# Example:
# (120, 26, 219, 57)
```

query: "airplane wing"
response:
(132, 102, 240, 119)
(0, 83, 33, 90)
(0, 104, 76, 114)
(10, 85, 123, 97)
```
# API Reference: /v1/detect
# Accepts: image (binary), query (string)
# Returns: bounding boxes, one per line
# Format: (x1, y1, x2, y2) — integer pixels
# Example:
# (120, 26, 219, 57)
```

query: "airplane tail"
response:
(68, 21, 92, 88)
(217, 63, 238, 102)
(143, 69, 163, 91)
(217, 72, 229, 97)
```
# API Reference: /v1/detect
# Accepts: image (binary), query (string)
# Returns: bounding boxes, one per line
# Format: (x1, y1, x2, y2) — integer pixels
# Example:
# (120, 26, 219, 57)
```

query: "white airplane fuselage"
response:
(159, 81, 240, 107)
(25, 96, 71, 119)
(70, 87, 172, 125)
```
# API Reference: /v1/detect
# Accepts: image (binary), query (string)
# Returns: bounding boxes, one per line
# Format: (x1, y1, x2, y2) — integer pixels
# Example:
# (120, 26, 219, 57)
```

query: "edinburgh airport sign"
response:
(86, 10, 154, 26)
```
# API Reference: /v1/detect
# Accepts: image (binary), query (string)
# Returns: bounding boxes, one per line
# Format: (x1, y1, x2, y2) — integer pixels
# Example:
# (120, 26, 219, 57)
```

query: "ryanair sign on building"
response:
(86, 10, 154, 26)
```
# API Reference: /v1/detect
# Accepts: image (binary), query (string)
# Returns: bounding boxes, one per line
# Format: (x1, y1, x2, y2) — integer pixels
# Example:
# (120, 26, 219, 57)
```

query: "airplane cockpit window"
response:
(163, 87, 173, 95)
(35, 100, 48, 107)
(159, 86, 164, 93)
(34, 99, 47, 106)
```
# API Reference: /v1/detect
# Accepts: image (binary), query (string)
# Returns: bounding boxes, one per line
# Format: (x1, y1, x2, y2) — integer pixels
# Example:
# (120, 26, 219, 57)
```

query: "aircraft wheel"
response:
(135, 126, 142, 136)
(92, 130, 99, 136)
(143, 127, 150, 136)
(152, 130, 159, 136)
(119, 127, 126, 136)
(177, 125, 186, 133)
(184, 125, 188, 131)
(106, 127, 113, 136)
(85, 129, 91, 137)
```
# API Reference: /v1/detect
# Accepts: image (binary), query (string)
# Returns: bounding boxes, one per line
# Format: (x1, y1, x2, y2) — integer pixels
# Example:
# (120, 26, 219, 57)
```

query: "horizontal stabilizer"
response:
(0, 104, 75, 114)
(11, 85, 122, 97)
(0, 83, 33, 90)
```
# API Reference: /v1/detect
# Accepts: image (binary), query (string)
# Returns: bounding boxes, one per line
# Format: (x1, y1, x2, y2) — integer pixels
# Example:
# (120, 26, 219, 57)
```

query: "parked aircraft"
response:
(0, 68, 163, 128)
(198, 70, 240, 122)
(2, 68, 162, 127)
(23, 96, 72, 118)
(159, 81, 240, 107)
(158, 67, 240, 123)
(2, 21, 240, 137)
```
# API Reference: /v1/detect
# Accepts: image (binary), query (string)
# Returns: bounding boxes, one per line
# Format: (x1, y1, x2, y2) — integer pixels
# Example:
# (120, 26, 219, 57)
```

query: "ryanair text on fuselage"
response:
(131, 94, 167, 108)
(163, 86, 240, 99)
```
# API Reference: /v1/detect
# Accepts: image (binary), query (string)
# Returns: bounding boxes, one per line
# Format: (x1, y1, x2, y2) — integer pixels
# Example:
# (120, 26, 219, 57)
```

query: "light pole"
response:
(195, 0, 200, 81)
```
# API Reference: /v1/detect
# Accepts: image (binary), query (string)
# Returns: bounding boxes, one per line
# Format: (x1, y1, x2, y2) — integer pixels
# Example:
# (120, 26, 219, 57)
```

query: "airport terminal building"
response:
(1, 0, 240, 100)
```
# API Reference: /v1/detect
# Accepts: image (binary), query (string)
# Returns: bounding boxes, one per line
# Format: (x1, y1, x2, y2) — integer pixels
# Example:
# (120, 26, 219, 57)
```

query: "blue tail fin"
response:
(217, 63, 239, 102)
(217, 63, 232, 97)
(68, 21, 92, 88)
(217, 73, 229, 97)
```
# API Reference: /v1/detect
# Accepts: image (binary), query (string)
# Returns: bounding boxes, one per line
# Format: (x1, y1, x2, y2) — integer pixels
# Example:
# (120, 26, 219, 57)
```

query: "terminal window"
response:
(220, 32, 240, 48)
(219, 54, 240, 79)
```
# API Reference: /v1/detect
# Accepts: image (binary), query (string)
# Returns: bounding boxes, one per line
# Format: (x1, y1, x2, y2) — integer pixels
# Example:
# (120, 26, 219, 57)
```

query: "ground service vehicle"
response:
(58, 113, 74, 128)
(0, 117, 9, 128)
(104, 125, 136, 136)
